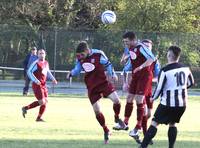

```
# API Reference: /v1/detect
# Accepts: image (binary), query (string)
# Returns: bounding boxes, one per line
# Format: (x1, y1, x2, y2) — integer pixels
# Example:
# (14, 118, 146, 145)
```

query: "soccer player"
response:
(22, 49, 57, 122)
(139, 46, 194, 148)
(67, 41, 126, 144)
(23, 47, 38, 96)
(114, 32, 155, 139)
(141, 39, 160, 140)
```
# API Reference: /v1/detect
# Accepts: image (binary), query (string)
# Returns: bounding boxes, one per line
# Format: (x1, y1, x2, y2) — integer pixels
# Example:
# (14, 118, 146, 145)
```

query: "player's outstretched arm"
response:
(67, 60, 82, 79)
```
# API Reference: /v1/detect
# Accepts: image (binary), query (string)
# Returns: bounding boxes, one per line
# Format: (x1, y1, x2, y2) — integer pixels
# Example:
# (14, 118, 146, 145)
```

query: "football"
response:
(101, 10, 116, 24)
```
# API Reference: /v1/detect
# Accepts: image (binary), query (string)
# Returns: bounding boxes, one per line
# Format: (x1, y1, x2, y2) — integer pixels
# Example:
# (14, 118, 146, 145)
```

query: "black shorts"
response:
(152, 104, 186, 125)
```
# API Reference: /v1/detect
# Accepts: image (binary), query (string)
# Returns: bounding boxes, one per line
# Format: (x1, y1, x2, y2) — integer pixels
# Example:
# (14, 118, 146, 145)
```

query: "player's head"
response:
(38, 49, 46, 60)
(76, 41, 90, 60)
(122, 31, 137, 48)
(31, 47, 37, 55)
(167, 46, 181, 62)
(142, 39, 153, 51)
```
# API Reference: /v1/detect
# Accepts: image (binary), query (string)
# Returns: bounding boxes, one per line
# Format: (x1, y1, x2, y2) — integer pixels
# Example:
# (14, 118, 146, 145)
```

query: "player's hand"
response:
(52, 79, 57, 85)
(66, 72, 72, 79)
(122, 83, 129, 92)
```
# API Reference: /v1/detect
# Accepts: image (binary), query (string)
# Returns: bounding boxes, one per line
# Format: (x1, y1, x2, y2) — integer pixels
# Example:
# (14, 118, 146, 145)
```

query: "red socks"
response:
(142, 115, 148, 135)
(113, 103, 121, 121)
(37, 104, 46, 120)
(124, 102, 133, 125)
(135, 103, 144, 129)
(96, 112, 109, 133)
(25, 101, 40, 110)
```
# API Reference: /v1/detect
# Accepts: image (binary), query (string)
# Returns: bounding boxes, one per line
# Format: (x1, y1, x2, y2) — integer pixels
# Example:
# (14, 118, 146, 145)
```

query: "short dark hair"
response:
(168, 46, 181, 60)
(76, 41, 89, 53)
(122, 31, 136, 40)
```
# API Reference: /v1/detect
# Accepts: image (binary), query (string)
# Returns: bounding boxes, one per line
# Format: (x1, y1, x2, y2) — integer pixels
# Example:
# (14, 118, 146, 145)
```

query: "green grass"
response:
(0, 93, 200, 148)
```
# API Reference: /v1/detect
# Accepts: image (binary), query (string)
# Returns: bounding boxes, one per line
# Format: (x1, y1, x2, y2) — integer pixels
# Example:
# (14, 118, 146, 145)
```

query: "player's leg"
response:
(92, 101, 110, 144)
(140, 104, 168, 148)
(168, 123, 177, 148)
(108, 91, 127, 130)
(22, 84, 42, 118)
(36, 98, 47, 122)
(124, 93, 135, 127)
(139, 120, 159, 148)
(167, 107, 185, 148)
(142, 102, 148, 136)
(36, 87, 48, 121)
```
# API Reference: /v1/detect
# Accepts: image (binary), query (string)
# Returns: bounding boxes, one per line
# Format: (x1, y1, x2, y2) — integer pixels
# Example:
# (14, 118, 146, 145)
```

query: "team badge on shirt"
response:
(82, 62, 95, 72)
(129, 51, 137, 60)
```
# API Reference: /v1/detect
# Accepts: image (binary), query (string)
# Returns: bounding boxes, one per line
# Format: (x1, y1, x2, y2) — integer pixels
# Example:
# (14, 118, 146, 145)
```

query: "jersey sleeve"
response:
(123, 58, 132, 72)
(46, 63, 56, 81)
(152, 70, 167, 100)
(139, 46, 155, 60)
(27, 60, 40, 84)
(187, 69, 194, 88)
(124, 47, 129, 55)
(154, 61, 161, 78)
(99, 51, 115, 77)
(71, 59, 82, 76)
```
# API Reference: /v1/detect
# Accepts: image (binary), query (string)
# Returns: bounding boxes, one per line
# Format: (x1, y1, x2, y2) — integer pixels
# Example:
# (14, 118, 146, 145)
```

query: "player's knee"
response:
(151, 120, 158, 127)
(126, 94, 134, 103)
(38, 99, 46, 105)
(169, 123, 176, 127)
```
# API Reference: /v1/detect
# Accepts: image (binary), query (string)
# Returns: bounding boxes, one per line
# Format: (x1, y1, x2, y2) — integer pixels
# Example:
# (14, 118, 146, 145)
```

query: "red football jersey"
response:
(129, 45, 151, 75)
(80, 53, 108, 91)
(33, 60, 50, 85)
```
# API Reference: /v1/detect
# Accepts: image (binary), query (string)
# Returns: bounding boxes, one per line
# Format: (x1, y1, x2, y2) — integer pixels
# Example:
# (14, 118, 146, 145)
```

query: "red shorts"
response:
(32, 83, 48, 100)
(88, 82, 115, 105)
(129, 71, 152, 96)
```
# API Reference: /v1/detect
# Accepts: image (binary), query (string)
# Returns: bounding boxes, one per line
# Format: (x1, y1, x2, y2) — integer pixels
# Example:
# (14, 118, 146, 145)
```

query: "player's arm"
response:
(47, 64, 57, 84)
(153, 60, 161, 82)
(67, 60, 82, 79)
(100, 51, 117, 80)
(152, 70, 167, 101)
(27, 60, 41, 85)
(122, 58, 132, 83)
(134, 46, 155, 73)
(187, 70, 194, 88)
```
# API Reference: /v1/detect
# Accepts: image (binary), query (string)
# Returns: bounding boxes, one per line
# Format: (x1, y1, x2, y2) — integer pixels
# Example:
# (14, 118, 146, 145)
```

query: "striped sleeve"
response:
(187, 70, 194, 88)
(27, 60, 40, 84)
(152, 70, 167, 100)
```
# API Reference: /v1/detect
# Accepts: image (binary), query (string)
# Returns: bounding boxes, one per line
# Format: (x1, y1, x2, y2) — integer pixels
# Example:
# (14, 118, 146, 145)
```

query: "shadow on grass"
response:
(0, 139, 200, 148)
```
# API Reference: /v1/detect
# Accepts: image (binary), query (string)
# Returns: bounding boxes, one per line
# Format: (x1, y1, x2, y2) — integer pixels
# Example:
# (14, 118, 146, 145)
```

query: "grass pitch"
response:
(0, 93, 200, 148)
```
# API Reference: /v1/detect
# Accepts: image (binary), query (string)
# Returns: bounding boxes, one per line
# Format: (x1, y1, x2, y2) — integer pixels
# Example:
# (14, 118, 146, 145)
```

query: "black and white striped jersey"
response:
(153, 62, 194, 107)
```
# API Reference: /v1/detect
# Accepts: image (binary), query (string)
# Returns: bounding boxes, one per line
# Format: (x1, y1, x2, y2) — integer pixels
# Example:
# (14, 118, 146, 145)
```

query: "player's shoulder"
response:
(91, 49, 107, 57)
(91, 49, 104, 54)
(161, 62, 188, 72)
